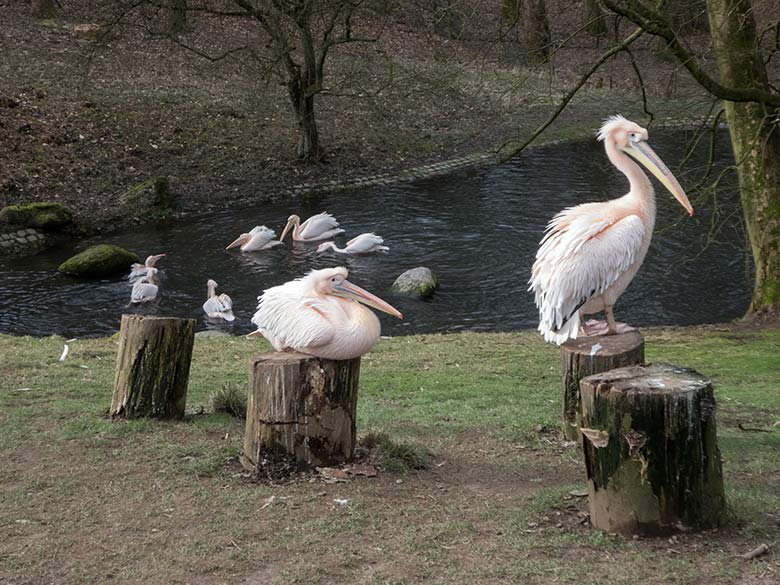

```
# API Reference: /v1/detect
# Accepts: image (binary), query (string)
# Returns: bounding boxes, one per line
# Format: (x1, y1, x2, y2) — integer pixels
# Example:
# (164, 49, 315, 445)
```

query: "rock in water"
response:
(391, 267, 439, 298)
(58, 244, 139, 277)
(0, 202, 73, 230)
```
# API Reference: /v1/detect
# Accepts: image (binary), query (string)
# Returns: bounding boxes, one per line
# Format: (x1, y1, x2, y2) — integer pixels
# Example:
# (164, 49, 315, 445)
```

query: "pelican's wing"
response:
(251, 284, 334, 350)
(529, 203, 646, 343)
(299, 212, 340, 239)
(346, 233, 383, 252)
(204, 294, 235, 320)
(130, 282, 158, 303)
(127, 264, 147, 283)
(244, 227, 276, 251)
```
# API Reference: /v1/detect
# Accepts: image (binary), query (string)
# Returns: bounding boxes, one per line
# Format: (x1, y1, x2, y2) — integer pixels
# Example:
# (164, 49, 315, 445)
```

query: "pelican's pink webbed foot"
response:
(580, 319, 636, 337)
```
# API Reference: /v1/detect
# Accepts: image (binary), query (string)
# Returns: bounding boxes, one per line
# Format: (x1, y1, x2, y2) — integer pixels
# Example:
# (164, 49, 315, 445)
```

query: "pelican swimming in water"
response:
(529, 115, 693, 345)
(317, 233, 389, 255)
(226, 226, 281, 252)
(202, 279, 235, 321)
(279, 212, 345, 243)
(130, 267, 159, 303)
(127, 253, 165, 284)
(250, 267, 403, 360)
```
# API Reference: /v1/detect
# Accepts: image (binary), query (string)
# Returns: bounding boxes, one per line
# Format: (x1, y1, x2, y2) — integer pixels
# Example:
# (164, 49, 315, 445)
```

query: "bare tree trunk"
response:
(523, 0, 551, 65)
(584, 0, 607, 38)
(168, 0, 188, 35)
(31, 0, 56, 19)
(282, 11, 322, 161)
(286, 72, 322, 161)
(707, 0, 780, 313)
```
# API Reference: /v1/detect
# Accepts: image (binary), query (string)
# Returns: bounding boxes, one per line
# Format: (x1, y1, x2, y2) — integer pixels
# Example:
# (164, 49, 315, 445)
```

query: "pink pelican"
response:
(127, 253, 165, 283)
(316, 233, 389, 254)
(226, 226, 281, 252)
(202, 279, 235, 321)
(279, 212, 345, 242)
(250, 267, 403, 359)
(529, 115, 693, 344)
(130, 267, 159, 303)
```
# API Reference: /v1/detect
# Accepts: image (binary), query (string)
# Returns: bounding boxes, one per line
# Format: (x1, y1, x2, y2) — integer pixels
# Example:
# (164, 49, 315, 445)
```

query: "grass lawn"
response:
(0, 326, 778, 584)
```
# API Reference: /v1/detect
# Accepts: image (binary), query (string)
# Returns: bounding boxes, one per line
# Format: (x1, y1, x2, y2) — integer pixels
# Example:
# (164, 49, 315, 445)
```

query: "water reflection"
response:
(0, 130, 751, 338)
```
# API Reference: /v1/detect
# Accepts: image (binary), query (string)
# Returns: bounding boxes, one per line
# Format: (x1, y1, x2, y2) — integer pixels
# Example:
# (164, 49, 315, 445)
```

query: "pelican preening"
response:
(130, 267, 159, 303)
(226, 226, 282, 252)
(280, 212, 345, 242)
(127, 253, 165, 283)
(529, 115, 693, 345)
(202, 279, 235, 321)
(317, 233, 389, 255)
(250, 267, 403, 360)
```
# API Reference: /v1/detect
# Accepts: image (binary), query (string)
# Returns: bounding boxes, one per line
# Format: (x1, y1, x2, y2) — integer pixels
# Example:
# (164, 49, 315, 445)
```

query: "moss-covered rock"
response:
(121, 177, 174, 217)
(58, 244, 139, 277)
(0, 202, 73, 230)
(392, 267, 439, 298)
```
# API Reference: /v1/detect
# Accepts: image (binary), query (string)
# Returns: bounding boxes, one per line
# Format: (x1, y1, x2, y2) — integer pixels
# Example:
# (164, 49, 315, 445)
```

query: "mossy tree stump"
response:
(580, 363, 725, 536)
(242, 352, 361, 477)
(561, 331, 644, 441)
(110, 315, 195, 419)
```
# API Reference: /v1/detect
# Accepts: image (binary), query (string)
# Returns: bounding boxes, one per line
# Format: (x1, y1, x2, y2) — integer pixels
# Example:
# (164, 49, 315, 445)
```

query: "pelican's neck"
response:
(292, 221, 302, 240)
(605, 140, 655, 216)
(207, 282, 217, 298)
(324, 242, 345, 253)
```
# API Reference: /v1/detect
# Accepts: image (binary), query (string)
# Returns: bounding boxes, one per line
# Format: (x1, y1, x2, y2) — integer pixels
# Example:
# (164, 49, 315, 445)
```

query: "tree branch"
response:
(601, 0, 780, 107)
(497, 26, 644, 162)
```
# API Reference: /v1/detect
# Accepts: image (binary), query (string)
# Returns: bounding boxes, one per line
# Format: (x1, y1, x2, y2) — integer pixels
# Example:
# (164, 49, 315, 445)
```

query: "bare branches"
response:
(497, 26, 644, 162)
(600, 0, 780, 107)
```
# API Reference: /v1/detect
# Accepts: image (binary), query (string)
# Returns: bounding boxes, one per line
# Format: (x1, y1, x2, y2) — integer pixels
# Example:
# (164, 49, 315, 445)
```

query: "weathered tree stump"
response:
(580, 363, 725, 536)
(110, 315, 195, 419)
(561, 331, 644, 441)
(241, 352, 361, 477)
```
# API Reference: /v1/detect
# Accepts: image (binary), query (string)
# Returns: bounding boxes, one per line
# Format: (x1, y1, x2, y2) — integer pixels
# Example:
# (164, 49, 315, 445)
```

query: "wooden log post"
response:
(580, 363, 725, 536)
(110, 315, 195, 420)
(560, 331, 644, 441)
(242, 352, 361, 477)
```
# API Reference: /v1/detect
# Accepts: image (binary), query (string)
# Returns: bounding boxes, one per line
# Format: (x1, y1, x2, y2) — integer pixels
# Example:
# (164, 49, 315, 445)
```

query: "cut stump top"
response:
(583, 363, 711, 396)
(251, 351, 323, 366)
(561, 330, 644, 357)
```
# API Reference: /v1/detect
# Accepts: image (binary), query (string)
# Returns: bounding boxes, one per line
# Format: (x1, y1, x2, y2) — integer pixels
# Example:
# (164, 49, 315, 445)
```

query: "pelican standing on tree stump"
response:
(529, 115, 693, 345)
(250, 267, 403, 360)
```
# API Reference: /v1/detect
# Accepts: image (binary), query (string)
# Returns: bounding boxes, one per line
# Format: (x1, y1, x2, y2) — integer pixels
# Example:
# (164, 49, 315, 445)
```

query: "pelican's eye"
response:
(629, 132, 640, 142)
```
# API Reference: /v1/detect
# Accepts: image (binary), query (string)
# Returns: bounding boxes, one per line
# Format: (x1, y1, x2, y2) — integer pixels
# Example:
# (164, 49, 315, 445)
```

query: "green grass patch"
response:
(0, 326, 778, 584)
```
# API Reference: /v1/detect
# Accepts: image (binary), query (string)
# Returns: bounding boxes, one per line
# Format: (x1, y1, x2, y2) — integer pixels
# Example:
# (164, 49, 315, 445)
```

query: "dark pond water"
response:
(0, 130, 751, 338)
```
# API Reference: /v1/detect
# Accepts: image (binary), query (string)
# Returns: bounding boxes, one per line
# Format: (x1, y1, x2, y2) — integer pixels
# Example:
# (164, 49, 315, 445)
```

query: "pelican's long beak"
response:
(147, 253, 166, 266)
(226, 233, 250, 250)
(623, 139, 693, 216)
(335, 280, 404, 319)
(279, 220, 294, 242)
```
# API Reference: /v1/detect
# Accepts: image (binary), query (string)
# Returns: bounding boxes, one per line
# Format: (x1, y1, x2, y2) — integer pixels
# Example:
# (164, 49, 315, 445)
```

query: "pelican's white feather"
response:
(529, 203, 645, 344)
(251, 277, 335, 351)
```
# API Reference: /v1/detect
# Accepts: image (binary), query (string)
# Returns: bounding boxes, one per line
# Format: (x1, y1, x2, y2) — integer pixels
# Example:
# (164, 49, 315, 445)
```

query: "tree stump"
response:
(242, 352, 361, 477)
(110, 315, 195, 420)
(561, 331, 644, 441)
(580, 363, 725, 536)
